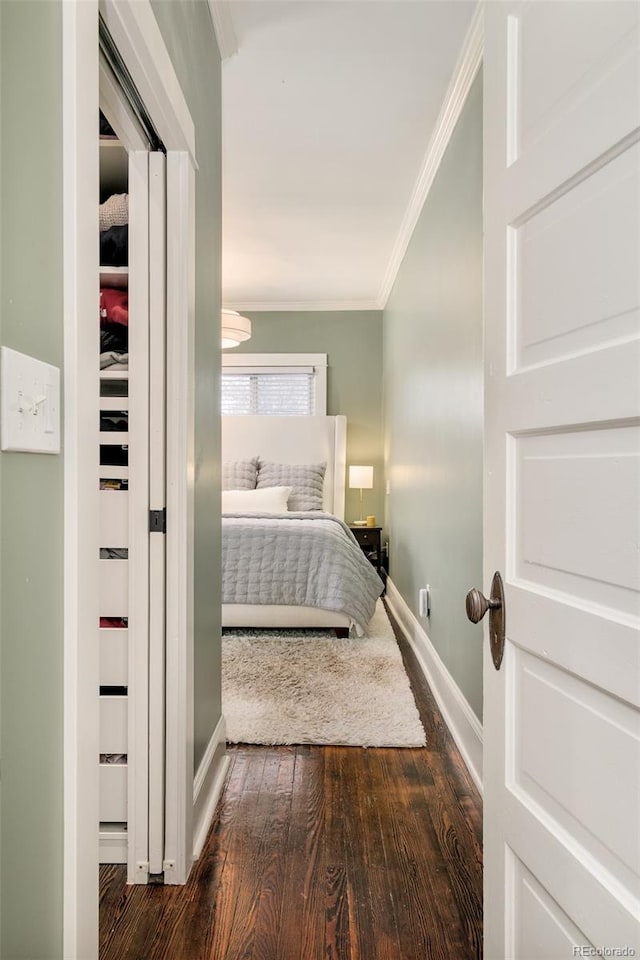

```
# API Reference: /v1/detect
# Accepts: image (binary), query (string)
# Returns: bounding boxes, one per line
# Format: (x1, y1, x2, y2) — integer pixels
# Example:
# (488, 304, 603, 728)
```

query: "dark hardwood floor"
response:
(100, 604, 483, 959)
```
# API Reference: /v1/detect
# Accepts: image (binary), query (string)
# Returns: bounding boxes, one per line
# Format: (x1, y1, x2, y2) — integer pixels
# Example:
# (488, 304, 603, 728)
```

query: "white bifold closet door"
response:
(147, 151, 167, 879)
(126, 148, 167, 884)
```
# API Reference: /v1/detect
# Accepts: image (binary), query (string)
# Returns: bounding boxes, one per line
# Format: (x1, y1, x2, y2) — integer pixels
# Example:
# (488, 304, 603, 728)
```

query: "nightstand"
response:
(349, 525, 383, 577)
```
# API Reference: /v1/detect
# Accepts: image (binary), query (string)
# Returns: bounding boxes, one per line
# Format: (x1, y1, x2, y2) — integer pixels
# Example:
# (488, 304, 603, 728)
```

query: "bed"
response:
(221, 415, 383, 634)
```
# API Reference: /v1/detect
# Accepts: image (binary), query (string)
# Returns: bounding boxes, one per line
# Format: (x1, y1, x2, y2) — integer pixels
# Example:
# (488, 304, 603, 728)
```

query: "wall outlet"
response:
(418, 585, 431, 618)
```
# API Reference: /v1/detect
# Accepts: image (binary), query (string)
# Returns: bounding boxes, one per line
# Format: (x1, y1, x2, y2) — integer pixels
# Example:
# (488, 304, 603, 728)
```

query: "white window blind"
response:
(221, 353, 327, 416)
(221, 370, 315, 416)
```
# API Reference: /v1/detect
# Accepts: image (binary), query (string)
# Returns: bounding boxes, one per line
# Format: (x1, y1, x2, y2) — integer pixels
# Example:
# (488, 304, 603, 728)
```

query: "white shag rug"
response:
(222, 601, 426, 748)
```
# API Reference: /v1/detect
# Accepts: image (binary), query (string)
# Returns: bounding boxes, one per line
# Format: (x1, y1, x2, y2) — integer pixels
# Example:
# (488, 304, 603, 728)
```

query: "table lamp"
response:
(348, 465, 374, 525)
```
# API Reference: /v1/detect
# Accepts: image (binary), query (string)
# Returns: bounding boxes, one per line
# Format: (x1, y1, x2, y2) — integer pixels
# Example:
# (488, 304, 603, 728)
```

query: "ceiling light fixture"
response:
(221, 309, 252, 349)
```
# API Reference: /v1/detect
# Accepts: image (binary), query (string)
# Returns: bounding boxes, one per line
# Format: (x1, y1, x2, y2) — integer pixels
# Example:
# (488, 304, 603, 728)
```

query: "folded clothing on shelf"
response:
(100, 413, 128, 432)
(100, 548, 128, 559)
(100, 351, 128, 370)
(100, 193, 128, 232)
(100, 479, 128, 490)
(100, 323, 128, 355)
(100, 444, 128, 466)
(100, 287, 128, 326)
(100, 225, 128, 267)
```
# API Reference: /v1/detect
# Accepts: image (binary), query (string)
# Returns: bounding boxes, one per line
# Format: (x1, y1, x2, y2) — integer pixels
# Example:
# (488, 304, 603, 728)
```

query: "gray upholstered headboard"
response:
(221, 415, 347, 518)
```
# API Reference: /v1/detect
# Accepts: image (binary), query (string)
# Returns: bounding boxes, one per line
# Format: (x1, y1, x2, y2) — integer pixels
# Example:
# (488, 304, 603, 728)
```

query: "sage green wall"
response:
(0, 3, 65, 956)
(151, 0, 223, 769)
(236, 311, 385, 525)
(383, 74, 483, 719)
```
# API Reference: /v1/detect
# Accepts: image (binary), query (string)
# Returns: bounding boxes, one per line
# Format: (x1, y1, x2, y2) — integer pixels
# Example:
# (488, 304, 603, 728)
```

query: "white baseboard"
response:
(192, 714, 230, 860)
(385, 577, 483, 793)
(98, 826, 128, 864)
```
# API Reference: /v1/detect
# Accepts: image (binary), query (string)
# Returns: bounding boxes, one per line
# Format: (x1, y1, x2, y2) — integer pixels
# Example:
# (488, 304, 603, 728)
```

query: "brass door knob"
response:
(465, 587, 500, 623)
(465, 572, 506, 670)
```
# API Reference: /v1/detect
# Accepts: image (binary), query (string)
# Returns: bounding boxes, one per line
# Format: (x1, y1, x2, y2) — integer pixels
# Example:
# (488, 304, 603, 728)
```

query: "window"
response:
(221, 353, 327, 416)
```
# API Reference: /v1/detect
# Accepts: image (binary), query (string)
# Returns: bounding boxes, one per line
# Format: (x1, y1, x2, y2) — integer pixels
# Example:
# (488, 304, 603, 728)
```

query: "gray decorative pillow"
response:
(222, 458, 258, 491)
(257, 460, 326, 511)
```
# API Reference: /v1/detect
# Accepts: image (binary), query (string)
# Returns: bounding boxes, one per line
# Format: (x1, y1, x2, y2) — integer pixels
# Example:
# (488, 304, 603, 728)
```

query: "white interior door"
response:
(482, 3, 640, 958)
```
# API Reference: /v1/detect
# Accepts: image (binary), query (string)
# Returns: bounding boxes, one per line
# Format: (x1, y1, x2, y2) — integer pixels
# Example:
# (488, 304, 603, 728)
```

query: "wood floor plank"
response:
(350, 748, 404, 960)
(245, 746, 296, 960)
(274, 746, 327, 959)
(377, 749, 453, 960)
(100, 603, 483, 960)
(208, 748, 283, 960)
(396, 748, 479, 960)
(323, 747, 370, 960)
(325, 863, 353, 960)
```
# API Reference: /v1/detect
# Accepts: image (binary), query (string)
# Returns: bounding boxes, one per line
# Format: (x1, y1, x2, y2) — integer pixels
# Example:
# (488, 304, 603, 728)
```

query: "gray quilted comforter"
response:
(222, 512, 384, 634)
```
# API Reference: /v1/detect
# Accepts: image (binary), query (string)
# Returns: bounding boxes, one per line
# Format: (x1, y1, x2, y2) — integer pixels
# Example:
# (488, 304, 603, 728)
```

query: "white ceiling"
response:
(221, 1, 477, 310)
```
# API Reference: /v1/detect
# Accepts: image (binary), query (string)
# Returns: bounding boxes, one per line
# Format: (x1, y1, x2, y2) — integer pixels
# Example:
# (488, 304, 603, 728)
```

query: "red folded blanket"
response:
(100, 287, 128, 326)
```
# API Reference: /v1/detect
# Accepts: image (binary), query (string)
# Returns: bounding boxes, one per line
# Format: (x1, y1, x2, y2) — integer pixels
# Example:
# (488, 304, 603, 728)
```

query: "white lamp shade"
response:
(221, 309, 252, 349)
(348, 465, 373, 489)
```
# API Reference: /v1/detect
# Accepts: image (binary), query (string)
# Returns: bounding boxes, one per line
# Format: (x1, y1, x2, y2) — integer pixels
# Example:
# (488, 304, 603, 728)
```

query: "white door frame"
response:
(62, 1, 196, 955)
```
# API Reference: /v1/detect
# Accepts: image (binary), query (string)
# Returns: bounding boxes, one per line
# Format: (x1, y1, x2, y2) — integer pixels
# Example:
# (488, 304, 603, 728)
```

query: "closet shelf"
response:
(100, 369, 129, 381)
(100, 266, 128, 289)
(100, 397, 130, 412)
(100, 465, 129, 480)
(99, 432, 129, 445)
(99, 764, 128, 829)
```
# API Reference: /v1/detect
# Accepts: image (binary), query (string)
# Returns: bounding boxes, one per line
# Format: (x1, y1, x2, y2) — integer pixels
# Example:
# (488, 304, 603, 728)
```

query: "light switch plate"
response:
(1, 346, 60, 453)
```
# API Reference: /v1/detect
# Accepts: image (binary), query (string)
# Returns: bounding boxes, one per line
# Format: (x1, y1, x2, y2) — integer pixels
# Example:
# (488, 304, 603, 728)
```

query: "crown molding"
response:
(207, 0, 238, 61)
(224, 299, 383, 313)
(377, 1, 484, 308)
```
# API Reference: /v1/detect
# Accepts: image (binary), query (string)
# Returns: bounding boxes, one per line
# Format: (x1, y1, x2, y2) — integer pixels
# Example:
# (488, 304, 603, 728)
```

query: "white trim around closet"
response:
(63, 3, 101, 957)
(63, 1, 199, 953)
(163, 152, 197, 885)
(99, 0, 196, 165)
(98, 54, 148, 152)
(101, 0, 199, 890)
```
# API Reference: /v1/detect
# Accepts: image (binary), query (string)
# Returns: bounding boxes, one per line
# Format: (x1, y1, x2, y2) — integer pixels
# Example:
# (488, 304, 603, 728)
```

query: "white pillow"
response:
(221, 486, 292, 514)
